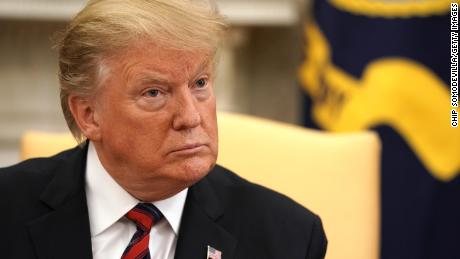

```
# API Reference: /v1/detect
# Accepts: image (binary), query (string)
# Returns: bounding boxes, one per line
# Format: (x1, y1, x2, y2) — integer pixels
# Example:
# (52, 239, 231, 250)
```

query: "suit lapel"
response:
(25, 146, 237, 259)
(175, 170, 237, 259)
(27, 145, 93, 259)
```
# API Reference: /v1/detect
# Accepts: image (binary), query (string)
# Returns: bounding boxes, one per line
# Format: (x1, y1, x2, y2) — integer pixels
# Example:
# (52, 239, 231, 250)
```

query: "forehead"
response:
(108, 41, 215, 83)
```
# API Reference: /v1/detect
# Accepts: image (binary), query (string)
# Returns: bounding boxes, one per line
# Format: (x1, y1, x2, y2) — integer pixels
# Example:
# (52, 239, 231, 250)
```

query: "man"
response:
(0, 0, 327, 258)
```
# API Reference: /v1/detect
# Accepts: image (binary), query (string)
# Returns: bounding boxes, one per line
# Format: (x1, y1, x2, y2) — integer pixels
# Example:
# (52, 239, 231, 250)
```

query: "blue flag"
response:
(299, 1, 460, 258)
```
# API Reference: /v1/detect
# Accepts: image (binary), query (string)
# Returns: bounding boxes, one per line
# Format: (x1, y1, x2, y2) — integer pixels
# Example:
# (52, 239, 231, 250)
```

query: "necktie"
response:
(121, 203, 164, 259)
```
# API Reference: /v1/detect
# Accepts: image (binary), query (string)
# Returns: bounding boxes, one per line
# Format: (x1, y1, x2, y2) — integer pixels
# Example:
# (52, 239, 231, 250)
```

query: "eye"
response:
(144, 89, 160, 97)
(195, 78, 208, 88)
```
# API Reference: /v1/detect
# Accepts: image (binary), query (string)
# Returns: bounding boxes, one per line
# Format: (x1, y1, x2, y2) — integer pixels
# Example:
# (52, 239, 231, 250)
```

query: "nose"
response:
(172, 89, 201, 130)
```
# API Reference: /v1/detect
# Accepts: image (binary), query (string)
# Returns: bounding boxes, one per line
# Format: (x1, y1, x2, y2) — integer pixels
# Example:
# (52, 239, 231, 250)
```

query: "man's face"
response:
(90, 42, 218, 200)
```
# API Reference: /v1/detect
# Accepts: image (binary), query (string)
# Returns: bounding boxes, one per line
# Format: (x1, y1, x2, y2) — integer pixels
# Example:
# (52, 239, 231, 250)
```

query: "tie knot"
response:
(126, 203, 163, 231)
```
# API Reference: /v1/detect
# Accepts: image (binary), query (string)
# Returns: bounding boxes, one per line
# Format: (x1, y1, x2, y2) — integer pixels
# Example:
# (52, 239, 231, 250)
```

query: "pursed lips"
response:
(169, 143, 207, 155)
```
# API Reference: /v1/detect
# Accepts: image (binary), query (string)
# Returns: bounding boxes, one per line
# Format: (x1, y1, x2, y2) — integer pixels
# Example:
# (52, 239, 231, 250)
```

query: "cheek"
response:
(201, 98, 218, 152)
(101, 117, 171, 170)
(97, 99, 170, 151)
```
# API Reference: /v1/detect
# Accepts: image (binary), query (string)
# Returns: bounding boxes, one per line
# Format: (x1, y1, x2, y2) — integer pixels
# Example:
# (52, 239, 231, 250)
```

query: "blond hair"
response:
(54, 0, 227, 143)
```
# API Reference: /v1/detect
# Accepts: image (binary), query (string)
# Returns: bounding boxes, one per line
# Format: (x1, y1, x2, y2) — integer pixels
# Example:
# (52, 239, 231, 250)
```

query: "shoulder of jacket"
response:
(0, 146, 80, 192)
(208, 164, 320, 222)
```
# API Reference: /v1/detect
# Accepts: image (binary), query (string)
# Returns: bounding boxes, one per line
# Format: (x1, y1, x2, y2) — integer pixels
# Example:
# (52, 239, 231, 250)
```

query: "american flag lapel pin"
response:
(206, 245, 222, 259)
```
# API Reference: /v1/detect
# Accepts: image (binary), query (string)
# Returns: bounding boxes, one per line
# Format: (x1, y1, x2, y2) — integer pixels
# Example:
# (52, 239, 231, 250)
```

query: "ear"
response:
(68, 95, 101, 141)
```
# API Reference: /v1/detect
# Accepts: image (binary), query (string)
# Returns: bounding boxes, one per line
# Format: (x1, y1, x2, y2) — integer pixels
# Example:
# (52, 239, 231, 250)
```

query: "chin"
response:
(174, 157, 216, 184)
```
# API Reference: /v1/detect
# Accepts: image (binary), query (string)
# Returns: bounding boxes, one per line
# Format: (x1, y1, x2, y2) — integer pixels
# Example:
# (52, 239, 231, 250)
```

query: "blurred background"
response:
(0, 0, 458, 259)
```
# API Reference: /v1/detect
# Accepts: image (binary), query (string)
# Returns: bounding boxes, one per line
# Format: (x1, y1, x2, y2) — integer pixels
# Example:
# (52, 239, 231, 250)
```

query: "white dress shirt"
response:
(85, 142, 188, 259)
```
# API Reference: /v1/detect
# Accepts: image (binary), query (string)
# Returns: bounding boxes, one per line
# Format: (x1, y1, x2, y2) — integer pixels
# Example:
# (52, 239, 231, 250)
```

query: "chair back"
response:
(217, 113, 380, 259)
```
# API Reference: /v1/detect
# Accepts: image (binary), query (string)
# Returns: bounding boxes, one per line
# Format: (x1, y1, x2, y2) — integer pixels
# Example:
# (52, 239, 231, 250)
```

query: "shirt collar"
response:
(85, 142, 188, 236)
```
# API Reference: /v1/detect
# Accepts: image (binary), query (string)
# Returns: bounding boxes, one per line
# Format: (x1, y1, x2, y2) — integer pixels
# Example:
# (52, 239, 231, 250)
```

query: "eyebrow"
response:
(141, 61, 212, 84)
(138, 74, 171, 84)
(125, 57, 213, 86)
(191, 59, 213, 77)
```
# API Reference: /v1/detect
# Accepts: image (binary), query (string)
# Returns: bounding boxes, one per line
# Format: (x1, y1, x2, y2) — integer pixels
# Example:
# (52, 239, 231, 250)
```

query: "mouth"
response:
(169, 143, 207, 155)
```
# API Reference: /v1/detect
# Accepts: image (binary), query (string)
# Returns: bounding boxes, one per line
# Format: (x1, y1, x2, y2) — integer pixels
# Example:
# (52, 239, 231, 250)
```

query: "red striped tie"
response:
(121, 203, 163, 259)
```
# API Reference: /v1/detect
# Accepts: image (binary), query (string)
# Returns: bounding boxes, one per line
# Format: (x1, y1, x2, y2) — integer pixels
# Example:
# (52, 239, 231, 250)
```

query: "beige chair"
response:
(21, 112, 381, 259)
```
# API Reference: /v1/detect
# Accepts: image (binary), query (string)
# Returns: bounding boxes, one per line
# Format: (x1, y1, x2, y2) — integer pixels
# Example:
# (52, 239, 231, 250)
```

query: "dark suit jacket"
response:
(0, 145, 327, 259)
